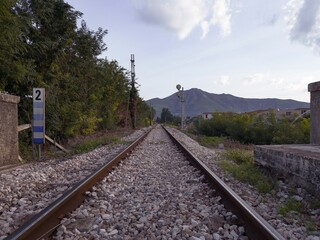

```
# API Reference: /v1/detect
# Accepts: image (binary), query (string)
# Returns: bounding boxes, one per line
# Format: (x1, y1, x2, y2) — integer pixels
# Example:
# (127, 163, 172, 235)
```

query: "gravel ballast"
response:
(54, 125, 246, 240)
(166, 127, 320, 240)
(1, 125, 319, 239)
(0, 128, 149, 238)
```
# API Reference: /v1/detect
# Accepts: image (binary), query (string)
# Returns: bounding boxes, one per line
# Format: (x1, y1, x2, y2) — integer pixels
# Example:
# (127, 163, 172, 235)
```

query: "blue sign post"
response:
(33, 88, 45, 146)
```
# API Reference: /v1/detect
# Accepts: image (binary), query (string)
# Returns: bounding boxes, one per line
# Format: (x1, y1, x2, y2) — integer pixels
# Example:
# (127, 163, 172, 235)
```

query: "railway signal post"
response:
(176, 84, 185, 129)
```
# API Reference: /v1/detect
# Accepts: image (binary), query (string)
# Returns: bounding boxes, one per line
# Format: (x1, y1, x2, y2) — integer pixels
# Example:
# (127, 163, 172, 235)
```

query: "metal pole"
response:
(125, 91, 129, 128)
(130, 54, 136, 129)
(38, 144, 41, 161)
(182, 87, 185, 129)
(149, 102, 152, 126)
(180, 92, 183, 128)
(176, 84, 185, 130)
(32, 119, 34, 161)
(32, 143, 34, 161)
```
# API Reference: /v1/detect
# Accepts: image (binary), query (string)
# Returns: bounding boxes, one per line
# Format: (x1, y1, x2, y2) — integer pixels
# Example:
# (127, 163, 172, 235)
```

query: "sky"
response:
(65, 0, 320, 103)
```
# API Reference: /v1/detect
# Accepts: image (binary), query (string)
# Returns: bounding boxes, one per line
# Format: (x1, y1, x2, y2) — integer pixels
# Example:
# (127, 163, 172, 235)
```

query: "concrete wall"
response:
(308, 81, 320, 144)
(0, 93, 20, 166)
(254, 145, 320, 197)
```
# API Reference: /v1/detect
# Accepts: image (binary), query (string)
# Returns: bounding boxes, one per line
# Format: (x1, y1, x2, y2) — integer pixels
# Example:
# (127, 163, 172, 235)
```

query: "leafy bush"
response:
(195, 111, 310, 145)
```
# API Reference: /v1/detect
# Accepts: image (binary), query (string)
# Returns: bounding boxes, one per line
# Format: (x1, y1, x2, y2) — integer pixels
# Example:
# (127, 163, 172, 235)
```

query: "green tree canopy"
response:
(0, 0, 152, 143)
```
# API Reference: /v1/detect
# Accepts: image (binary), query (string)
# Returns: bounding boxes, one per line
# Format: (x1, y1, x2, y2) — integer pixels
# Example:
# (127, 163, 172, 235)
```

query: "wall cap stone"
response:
(0, 93, 20, 104)
(308, 81, 320, 92)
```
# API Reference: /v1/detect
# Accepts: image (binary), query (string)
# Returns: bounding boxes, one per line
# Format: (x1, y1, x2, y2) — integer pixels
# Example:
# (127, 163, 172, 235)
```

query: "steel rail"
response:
(5, 128, 152, 240)
(162, 126, 285, 240)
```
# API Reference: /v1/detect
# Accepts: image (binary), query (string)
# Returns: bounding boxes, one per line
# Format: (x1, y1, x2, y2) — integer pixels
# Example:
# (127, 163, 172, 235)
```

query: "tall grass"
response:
(73, 136, 126, 154)
(219, 149, 277, 193)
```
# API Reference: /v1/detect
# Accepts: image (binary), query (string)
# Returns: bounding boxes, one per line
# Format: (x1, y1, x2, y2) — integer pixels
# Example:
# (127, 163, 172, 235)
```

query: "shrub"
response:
(194, 112, 310, 145)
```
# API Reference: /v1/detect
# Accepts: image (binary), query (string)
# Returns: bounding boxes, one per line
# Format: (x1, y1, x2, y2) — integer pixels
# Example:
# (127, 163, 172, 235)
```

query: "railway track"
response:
(5, 125, 284, 239)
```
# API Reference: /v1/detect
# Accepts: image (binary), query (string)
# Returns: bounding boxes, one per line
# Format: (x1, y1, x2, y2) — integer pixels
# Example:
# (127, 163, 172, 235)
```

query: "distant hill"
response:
(147, 88, 310, 117)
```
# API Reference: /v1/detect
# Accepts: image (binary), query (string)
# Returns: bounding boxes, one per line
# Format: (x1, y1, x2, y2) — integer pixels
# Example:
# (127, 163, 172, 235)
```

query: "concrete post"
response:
(308, 81, 320, 144)
(0, 93, 20, 166)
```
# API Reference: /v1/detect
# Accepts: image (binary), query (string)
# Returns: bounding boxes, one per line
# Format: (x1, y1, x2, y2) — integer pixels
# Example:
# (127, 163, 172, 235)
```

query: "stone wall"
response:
(254, 145, 320, 197)
(0, 93, 20, 166)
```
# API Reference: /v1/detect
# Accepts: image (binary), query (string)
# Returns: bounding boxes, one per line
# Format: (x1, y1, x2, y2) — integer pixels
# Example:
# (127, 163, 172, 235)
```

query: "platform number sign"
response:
(33, 88, 45, 144)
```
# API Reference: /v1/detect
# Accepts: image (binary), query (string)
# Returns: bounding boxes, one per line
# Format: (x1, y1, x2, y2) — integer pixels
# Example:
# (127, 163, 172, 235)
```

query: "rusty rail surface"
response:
(162, 126, 285, 240)
(6, 128, 152, 240)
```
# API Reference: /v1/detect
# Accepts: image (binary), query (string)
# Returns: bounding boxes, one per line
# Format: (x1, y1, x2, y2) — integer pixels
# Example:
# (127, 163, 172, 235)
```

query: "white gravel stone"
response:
(52, 126, 246, 239)
(0, 128, 148, 237)
(2, 125, 319, 239)
(213, 232, 221, 240)
(166, 127, 320, 240)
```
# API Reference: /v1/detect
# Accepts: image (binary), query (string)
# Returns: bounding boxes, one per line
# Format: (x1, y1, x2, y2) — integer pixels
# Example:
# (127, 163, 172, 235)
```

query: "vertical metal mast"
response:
(181, 87, 185, 129)
(129, 54, 137, 129)
(176, 84, 185, 129)
(131, 54, 135, 80)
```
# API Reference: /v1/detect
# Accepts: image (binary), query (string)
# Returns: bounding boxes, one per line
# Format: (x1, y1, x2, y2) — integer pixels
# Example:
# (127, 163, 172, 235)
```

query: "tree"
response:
(0, 0, 22, 91)
(0, 0, 147, 144)
(159, 108, 174, 123)
(195, 111, 310, 145)
(129, 80, 137, 129)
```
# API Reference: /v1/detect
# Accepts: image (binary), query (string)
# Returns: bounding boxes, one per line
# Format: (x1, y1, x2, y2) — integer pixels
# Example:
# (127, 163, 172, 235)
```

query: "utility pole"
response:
(129, 54, 137, 129)
(176, 84, 185, 129)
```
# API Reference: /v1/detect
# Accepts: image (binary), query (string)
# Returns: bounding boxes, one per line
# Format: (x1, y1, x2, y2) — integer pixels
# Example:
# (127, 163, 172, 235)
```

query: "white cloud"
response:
(214, 75, 230, 86)
(134, 0, 232, 39)
(270, 77, 285, 86)
(211, 0, 231, 37)
(219, 75, 230, 85)
(285, 0, 320, 52)
(200, 20, 210, 39)
(286, 75, 315, 92)
(242, 73, 267, 86)
(239, 72, 314, 101)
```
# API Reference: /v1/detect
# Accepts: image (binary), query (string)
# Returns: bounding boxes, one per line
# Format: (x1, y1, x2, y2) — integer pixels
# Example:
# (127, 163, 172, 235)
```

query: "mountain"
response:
(147, 88, 310, 117)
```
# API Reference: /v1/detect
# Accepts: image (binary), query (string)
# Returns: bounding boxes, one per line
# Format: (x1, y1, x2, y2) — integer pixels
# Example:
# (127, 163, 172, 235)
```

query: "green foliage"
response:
(305, 221, 316, 232)
(278, 198, 302, 216)
(219, 149, 275, 193)
(1, 0, 150, 160)
(136, 99, 155, 127)
(222, 149, 253, 164)
(195, 111, 310, 145)
(197, 136, 225, 148)
(159, 108, 174, 123)
(196, 113, 233, 137)
(272, 118, 310, 144)
(156, 108, 181, 126)
(73, 136, 124, 154)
